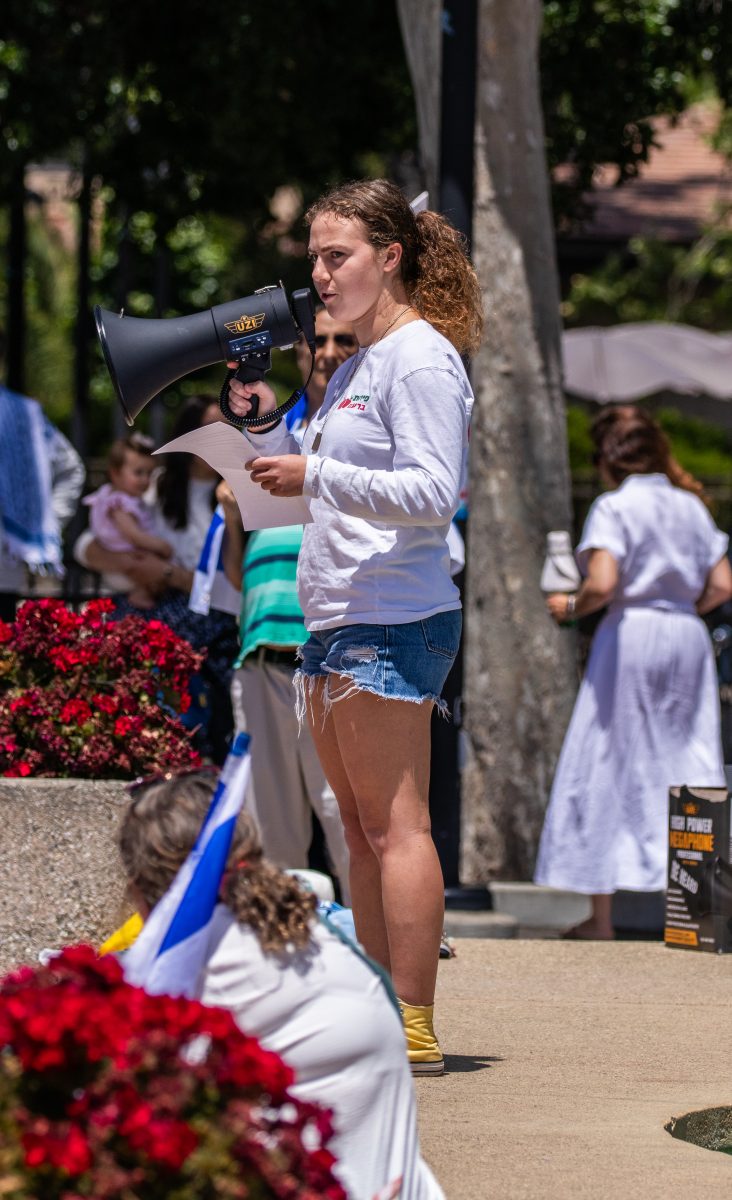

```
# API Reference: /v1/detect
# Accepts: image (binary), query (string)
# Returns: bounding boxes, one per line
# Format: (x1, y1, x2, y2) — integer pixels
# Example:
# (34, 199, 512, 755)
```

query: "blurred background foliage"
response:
(562, 224, 732, 331)
(568, 403, 732, 481)
(1, 0, 732, 486)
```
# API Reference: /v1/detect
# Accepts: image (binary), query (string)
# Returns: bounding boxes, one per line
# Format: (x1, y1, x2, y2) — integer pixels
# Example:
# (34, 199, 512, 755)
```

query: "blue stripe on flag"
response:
(157, 816, 238, 953)
(197, 506, 225, 574)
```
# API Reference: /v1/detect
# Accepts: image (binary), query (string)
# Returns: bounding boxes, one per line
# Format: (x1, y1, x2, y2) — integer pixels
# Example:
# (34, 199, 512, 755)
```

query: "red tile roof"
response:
(562, 104, 732, 243)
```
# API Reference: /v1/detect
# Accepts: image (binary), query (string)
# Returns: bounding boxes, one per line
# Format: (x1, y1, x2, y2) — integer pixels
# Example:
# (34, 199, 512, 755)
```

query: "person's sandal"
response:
(439, 930, 456, 959)
(398, 999, 445, 1076)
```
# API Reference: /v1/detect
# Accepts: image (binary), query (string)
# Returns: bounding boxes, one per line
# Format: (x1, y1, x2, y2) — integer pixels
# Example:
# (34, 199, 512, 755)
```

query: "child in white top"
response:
(83, 432, 172, 609)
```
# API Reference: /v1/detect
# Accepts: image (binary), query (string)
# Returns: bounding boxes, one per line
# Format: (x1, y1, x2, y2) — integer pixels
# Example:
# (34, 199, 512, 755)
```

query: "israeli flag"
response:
(122, 732, 252, 998)
(189, 503, 241, 617)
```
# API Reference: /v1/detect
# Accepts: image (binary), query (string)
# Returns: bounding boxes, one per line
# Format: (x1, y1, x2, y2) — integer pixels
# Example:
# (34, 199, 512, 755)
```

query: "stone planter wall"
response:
(0, 779, 133, 975)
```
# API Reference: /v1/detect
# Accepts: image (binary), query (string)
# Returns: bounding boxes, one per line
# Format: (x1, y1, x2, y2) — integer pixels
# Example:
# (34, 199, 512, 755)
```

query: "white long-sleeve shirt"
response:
(241, 319, 473, 630)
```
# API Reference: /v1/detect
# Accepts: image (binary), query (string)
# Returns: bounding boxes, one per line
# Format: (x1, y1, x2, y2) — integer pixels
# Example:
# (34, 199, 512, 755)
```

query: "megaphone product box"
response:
(665, 785, 732, 953)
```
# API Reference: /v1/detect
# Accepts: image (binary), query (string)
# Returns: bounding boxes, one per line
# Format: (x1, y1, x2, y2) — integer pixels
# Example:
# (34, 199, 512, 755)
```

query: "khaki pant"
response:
(231, 658, 350, 902)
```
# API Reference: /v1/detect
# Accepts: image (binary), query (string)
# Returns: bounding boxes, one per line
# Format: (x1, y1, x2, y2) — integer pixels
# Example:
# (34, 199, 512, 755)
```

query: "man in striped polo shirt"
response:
(222, 309, 357, 900)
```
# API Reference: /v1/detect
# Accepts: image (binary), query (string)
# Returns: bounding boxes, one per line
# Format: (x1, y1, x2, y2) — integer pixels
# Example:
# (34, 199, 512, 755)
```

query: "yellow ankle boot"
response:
(398, 999, 444, 1076)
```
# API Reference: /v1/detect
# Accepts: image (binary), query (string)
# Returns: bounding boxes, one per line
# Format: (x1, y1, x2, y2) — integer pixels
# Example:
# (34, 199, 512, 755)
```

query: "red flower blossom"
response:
(113, 714, 144, 738)
(23, 1122, 92, 1174)
(60, 699, 93, 726)
(3, 761, 32, 777)
(48, 645, 99, 672)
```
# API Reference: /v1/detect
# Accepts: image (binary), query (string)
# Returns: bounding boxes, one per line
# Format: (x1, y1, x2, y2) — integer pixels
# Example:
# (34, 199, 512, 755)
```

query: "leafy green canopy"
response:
(0, 1, 416, 442)
(0, 2, 415, 222)
(541, 0, 732, 226)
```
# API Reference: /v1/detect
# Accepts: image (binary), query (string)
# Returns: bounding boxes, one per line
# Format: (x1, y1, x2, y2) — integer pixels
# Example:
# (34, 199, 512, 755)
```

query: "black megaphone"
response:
(94, 284, 316, 429)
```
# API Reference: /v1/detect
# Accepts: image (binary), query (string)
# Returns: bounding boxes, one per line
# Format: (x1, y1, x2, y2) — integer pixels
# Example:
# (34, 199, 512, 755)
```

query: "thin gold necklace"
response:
(311, 305, 414, 452)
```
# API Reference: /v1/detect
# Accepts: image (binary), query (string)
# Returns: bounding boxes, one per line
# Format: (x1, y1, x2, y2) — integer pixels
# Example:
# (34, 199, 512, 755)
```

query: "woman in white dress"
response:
(119, 770, 444, 1200)
(535, 406, 732, 939)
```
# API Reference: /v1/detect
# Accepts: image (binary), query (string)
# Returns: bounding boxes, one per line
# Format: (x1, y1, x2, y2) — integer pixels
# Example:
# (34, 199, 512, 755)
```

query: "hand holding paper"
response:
(155, 422, 311, 531)
(247, 454, 307, 497)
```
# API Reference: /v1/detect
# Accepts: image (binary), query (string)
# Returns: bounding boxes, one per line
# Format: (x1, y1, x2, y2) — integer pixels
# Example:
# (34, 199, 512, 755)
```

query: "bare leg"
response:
(590, 893, 615, 938)
(307, 677, 444, 1004)
(563, 893, 615, 940)
(307, 678, 390, 972)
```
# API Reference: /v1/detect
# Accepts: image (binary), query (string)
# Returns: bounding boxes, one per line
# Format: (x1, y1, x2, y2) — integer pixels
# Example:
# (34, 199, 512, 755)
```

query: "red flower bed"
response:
(0, 946, 346, 1199)
(0, 599, 203, 778)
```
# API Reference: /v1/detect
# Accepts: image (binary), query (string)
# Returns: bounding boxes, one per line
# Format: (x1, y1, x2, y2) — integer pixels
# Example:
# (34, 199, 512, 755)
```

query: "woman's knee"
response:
(338, 807, 371, 854)
(359, 813, 432, 862)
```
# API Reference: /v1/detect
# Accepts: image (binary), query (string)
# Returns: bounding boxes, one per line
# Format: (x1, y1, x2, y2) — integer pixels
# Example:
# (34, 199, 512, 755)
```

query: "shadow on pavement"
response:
(443, 1054, 503, 1074)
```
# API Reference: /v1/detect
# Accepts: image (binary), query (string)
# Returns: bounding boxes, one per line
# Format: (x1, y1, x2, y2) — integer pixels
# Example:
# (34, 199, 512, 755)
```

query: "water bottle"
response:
(540, 531, 580, 594)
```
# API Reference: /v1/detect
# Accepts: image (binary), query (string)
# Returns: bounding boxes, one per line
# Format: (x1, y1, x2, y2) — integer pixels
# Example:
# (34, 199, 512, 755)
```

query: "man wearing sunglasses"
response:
(220, 307, 357, 902)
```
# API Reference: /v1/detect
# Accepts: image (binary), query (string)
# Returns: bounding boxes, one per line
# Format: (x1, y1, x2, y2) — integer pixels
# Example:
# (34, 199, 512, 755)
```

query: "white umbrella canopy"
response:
(562, 323, 732, 404)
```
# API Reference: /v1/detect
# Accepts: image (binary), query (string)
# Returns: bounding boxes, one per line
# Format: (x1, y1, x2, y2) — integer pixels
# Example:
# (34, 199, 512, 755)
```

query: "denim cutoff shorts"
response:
(296, 609, 462, 717)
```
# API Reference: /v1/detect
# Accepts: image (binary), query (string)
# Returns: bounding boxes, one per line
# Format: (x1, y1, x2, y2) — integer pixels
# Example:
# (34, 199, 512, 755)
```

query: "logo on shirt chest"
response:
(337, 393, 370, 413)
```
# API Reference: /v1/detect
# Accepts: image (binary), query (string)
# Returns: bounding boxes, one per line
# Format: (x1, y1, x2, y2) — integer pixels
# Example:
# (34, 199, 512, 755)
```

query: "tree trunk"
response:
(398, 0, 577, 880)
(461, 0, 576, 880)
(396, 0, 442, 201)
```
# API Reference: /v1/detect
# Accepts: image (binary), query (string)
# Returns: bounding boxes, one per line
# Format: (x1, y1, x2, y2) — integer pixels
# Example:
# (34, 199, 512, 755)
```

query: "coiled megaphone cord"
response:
(219, 353, 315, 430)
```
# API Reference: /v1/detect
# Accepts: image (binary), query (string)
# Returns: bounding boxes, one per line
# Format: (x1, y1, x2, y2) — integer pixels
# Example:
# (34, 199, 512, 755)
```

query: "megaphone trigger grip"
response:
(219, 343, 316, 433)
(218, 360, 265, 428)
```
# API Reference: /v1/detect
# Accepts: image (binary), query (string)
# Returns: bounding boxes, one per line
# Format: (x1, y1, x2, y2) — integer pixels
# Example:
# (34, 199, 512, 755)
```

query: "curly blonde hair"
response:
(305, 178, 484, 356)
(118, 772, 317, 953)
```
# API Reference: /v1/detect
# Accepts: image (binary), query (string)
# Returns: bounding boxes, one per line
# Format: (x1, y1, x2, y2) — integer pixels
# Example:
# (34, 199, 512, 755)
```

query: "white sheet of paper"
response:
(154, 423, 312, 531)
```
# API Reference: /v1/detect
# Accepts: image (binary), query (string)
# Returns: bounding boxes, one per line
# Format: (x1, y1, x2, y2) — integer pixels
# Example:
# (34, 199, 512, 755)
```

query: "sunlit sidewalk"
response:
(416, 939, 732, 1199)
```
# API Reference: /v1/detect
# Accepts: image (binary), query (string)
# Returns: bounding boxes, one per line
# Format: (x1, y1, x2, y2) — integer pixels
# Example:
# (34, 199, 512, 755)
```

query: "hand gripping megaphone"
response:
(94, 284, 316, 429)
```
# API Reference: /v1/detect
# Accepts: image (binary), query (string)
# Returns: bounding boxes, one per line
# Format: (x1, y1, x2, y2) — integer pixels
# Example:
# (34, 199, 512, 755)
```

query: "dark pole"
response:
(6, 162, 27, 393)
(64, 157, 93, 605)
(150, 232, 170, 446)
(112, 210, 132, 438)
(438, 0, 478, 246)
(430, 0, 490, 908)
(72, 156, 92, 460)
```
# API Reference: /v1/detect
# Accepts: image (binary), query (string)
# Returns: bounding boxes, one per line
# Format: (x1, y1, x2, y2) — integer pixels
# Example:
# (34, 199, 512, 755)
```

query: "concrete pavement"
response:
(415, 939, 732, 1199)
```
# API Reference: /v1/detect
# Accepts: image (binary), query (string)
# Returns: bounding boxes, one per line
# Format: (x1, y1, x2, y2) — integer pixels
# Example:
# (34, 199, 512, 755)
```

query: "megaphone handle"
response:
(233, 361, 266, 419)
(219, 361, 268, 427)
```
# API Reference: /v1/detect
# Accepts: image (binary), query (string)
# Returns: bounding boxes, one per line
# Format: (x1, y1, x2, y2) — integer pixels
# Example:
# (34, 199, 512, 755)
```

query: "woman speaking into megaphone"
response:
(227, 178, 483, 1077)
